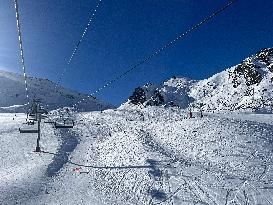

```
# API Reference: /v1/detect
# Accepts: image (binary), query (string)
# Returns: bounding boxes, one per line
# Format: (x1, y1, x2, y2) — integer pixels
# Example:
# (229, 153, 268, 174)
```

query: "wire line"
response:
(55, 0, 103, 90)
(73, 0, 236, 109)
(13, 0, 30, 108)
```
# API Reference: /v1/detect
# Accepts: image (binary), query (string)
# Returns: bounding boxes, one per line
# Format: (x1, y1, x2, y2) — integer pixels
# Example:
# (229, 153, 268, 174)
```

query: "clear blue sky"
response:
(1, 0, 273, 106)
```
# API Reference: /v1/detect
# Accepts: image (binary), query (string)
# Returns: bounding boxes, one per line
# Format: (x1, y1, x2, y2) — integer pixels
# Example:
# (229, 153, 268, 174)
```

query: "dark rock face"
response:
(231, 48, 273, 87)
(232, 62, 262, 87)
(129, 87, 147, 105)
(129, 86, 166, 106)
(256, 48, 273, 66)
(146, 90, 165, 106)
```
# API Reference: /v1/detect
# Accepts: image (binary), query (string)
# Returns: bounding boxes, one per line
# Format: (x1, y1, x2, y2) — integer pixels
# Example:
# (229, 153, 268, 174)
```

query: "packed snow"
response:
(1, 107, 273, 204)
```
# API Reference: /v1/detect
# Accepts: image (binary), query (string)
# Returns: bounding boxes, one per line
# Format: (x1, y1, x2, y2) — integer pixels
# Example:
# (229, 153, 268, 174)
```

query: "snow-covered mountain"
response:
(1, 49, 273, 204)
(0, 70, 114, 112)
(125, 47, 273, 112)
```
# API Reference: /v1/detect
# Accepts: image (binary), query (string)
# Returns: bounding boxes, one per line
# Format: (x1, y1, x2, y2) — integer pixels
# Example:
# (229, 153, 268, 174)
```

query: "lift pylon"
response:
(19, 100, 45, 152)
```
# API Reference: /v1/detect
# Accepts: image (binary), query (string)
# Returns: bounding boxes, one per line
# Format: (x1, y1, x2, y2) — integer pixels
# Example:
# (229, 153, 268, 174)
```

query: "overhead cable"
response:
(13, 0, 30, 107)
(55, 0, 103, 90)
(73, 0, 236, 109)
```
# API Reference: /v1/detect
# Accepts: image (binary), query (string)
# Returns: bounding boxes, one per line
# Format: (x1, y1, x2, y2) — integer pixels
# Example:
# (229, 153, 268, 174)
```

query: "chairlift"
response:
(28, 114, 46, 121)
(27, 120, 35, 125)
(19, 124, 39, 133)
(29, 115, 38, 121)
(40, 114, 48, 119)
(44, 120, 55, 124)
(54, 118, 74, 129)
(37, 108, 48, 115)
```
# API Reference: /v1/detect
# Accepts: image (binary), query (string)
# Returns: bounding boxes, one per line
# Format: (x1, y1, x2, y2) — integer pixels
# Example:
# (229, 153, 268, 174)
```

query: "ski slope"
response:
(0, 70, 114, 112)
(1, 108, 273, 204)
(0, 113, 59, 204)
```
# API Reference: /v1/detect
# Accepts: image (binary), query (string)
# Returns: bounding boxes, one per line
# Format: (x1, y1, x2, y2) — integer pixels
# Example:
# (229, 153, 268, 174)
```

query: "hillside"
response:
(0, 70, 114, 112)
(125, 48, 273, 112)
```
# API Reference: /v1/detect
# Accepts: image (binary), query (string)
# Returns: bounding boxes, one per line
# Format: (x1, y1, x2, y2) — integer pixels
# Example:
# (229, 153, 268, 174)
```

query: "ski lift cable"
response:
(72, 0, 236, 109)
(54, 0, 103, 90)
(13, 0, 30, 108)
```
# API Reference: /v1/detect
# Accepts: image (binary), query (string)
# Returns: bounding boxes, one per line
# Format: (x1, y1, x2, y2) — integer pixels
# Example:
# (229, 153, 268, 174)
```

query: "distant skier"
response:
(140, 113, 144, 121)
(189, 110, 193, 118)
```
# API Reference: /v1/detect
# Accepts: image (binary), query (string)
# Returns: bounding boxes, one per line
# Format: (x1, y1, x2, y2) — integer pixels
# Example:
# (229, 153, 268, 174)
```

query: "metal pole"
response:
(35, 113, 41, 152)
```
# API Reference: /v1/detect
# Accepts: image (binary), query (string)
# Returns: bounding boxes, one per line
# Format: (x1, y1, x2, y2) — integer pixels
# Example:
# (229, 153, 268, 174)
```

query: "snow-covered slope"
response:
(0, 70, 115, 112)
(124, 48, 273, 112)
(2, 109, 273, 204)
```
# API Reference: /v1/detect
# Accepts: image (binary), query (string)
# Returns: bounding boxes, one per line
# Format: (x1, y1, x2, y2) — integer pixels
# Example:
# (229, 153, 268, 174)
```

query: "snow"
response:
(0, 70, 114, 112)
(123, 48, 273, 113)
(189, 64, 273, 112)
(0, 113, 59, 204)
(1, 108, 273, 204)
(1, 48, 273, 204)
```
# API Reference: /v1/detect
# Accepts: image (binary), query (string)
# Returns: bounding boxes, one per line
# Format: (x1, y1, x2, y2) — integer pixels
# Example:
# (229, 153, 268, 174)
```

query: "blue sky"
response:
(1, 0, 273, 106)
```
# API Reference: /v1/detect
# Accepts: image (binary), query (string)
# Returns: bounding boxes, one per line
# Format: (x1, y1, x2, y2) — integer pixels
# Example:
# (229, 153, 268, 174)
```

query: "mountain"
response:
(0, 70, 115, 112)
(124, 47, 273, 112)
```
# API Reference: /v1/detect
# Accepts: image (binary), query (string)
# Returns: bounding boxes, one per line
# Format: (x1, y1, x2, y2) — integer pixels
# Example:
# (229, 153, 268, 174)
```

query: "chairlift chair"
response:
(44, 120, 55, 124)
(29, 115, 38, 121)
(27, 120, 35, 125)
(19, 124, 38, 133)
(54, 118, 74, 129)
(37, 108, 48, 115)
(40, 114, 48, 119)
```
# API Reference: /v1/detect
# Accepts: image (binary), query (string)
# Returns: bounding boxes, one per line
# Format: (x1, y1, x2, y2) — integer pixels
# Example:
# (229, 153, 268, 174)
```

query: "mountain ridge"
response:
(0, 70, 115, 112)
(124, 47, 273, 112)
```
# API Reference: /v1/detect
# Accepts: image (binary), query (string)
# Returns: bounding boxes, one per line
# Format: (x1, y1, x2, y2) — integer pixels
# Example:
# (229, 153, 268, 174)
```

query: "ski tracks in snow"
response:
(5, 110, 273, 204)
(74, 109, 273, 205)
